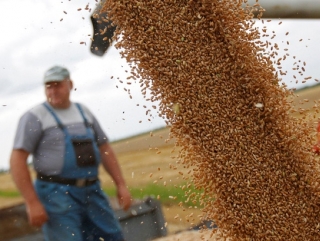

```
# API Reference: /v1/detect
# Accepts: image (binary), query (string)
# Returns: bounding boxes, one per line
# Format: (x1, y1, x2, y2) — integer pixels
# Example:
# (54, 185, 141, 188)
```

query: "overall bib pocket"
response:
(72, 138, 97, 167)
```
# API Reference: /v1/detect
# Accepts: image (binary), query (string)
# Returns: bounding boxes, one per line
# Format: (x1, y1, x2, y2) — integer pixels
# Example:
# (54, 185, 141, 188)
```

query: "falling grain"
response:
(101, 1, 319, 240)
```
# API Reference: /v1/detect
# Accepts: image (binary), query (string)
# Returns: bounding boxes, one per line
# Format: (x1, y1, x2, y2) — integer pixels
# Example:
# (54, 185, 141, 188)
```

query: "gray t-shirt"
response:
(13, 102, 108, 175)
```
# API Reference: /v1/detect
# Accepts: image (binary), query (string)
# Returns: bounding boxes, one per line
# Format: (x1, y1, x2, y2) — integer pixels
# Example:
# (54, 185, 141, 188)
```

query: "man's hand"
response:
(26, 199, 49, 227)
(117, 185, 132, 211)
(10, 149, 48, 227)
(100, 143, 132, 210)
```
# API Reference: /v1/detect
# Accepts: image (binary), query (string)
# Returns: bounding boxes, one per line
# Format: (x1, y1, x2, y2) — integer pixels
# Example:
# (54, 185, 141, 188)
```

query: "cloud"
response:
(0, 0, 97, 97)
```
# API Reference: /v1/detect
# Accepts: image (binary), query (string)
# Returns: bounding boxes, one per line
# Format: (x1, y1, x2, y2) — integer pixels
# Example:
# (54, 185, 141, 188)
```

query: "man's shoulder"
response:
(16, 103, 46, 130)
(74, 102, 90, 112)
(27, 102, 49, 118)
(74, 102, 95, 118)
(19, 103, 55, 127)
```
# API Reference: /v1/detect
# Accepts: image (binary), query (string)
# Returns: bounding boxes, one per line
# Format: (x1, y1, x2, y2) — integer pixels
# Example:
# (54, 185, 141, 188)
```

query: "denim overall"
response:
(43, 102, 100, 178)
(35, 103, 124, 241)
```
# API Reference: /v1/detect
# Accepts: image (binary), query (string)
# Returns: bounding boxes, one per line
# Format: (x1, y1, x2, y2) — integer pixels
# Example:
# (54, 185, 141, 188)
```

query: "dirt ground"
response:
(154, 229, 226, 241)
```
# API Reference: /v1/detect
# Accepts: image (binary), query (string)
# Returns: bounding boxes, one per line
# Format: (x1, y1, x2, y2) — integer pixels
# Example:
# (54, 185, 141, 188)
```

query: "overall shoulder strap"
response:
(43, 102, 64, 130)
(75, 103, 97, 140)
(75, 103, 90, 128)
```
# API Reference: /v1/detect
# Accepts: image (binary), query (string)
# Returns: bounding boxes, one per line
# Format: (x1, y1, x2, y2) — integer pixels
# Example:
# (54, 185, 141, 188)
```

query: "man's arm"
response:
(10, 149, 48, 227)
(99, 143, 132, 210)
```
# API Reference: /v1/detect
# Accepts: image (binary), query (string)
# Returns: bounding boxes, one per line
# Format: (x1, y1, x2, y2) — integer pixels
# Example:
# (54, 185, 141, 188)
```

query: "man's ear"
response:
(69, 80, 74, 91)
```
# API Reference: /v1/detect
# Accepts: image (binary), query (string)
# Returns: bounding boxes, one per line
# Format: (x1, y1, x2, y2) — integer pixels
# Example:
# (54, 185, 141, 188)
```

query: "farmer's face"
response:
(45, 79, 73, 109)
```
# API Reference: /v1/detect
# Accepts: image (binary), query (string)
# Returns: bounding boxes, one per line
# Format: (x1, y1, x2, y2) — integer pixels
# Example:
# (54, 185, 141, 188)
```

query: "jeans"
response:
(35, 179, 124, 241)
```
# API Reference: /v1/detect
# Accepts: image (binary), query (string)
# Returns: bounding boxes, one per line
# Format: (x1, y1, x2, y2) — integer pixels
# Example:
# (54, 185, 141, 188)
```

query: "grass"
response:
(0, 182, 203, 207)
(103, 182, 203, 207)
(0, 190, 20, 198)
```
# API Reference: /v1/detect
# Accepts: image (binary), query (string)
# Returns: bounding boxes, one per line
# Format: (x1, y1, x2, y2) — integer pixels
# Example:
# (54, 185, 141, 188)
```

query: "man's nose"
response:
(47, 86, 58, 93)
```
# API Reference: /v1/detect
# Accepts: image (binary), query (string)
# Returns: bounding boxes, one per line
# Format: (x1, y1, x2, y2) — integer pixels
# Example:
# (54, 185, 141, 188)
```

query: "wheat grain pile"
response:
(99, 0, 320, 240)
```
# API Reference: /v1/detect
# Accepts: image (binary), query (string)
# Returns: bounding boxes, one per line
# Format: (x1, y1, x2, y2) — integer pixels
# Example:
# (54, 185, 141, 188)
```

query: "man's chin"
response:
(48, 100, 63, 108)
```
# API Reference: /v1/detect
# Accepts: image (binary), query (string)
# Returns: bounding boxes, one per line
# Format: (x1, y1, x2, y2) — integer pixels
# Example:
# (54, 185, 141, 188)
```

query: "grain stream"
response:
(99, 1, 320, 240)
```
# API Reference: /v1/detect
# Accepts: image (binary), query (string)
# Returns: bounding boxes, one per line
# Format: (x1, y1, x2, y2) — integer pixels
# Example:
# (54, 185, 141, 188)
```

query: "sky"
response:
(0, 0, 319, 170)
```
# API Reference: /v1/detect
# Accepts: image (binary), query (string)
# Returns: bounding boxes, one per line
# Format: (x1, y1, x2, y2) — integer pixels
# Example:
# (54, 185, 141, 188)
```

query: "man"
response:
(10, 66, 131, 241)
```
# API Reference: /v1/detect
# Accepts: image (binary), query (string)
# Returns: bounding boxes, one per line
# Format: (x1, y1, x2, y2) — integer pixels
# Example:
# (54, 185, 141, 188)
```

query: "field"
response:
(0, 127, 205, 235)
(1, 84, 320, 239)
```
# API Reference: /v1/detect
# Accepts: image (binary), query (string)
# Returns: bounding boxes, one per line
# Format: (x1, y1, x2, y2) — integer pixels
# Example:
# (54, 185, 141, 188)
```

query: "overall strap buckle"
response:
(75, 178, 86, 187)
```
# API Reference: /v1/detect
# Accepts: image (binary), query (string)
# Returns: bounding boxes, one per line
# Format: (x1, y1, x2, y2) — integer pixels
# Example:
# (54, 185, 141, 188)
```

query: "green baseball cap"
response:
(43, 66, 70, 84)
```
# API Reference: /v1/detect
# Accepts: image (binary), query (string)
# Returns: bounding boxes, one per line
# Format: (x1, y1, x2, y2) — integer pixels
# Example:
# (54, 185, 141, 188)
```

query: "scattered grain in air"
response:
(63, 11, 67, 14)
(77, 8, 82, 11)
(103, 1, 320, 240)
(149, 173, 153, 178)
